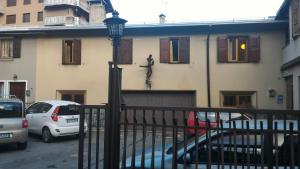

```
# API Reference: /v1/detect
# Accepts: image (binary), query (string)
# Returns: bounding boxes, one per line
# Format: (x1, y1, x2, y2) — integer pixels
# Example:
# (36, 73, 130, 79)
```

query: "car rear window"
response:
(0, 102, 22, 118)
(58, 105, 79, 116)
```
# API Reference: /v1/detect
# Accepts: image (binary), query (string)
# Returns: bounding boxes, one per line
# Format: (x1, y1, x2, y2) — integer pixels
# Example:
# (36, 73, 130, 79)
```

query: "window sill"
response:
(62, 63, 81, 65)
(0, 58, 13, 61)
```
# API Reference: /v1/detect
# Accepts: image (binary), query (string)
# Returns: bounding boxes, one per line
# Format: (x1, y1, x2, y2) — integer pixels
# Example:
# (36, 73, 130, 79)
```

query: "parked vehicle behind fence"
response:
(25, 100, 87, 143)
(125, 120, 299, 169)
(187, 111, 252, 136)
(0, 97, 28, 150)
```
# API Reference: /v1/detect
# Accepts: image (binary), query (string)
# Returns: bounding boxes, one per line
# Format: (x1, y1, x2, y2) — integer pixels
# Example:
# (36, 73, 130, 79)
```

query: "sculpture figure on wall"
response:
(140, 54, 154, 89)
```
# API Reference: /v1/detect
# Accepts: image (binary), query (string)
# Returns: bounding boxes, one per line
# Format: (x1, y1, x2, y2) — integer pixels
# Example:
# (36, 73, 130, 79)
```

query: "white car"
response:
(25, 100, 87, 143)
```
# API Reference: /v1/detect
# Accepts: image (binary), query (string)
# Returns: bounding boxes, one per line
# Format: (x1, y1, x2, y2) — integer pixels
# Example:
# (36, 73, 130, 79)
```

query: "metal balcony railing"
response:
(44, 16, 87, 26)
(44, 0, 89, 13)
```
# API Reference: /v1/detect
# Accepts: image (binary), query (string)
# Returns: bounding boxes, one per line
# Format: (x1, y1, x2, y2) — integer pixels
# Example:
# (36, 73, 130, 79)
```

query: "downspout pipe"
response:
(206, 25, 211, 107)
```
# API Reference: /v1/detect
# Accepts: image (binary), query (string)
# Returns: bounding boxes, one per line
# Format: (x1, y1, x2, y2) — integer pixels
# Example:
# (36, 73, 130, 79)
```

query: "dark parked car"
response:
(124, 120, 299, 169)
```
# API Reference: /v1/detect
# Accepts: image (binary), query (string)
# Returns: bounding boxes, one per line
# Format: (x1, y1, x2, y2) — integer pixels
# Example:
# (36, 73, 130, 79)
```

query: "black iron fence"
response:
(78, 105, 300, 169)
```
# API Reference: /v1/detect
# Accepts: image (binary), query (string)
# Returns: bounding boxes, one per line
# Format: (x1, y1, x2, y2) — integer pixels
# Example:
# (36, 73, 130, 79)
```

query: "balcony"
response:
(44, 16, 88, 26)
(44, 0, 89, 13)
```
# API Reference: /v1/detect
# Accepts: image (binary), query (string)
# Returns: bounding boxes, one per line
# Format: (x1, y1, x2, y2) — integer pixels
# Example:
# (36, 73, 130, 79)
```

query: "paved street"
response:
(0, 130, 174, 169)
(0, 134, 80, 169)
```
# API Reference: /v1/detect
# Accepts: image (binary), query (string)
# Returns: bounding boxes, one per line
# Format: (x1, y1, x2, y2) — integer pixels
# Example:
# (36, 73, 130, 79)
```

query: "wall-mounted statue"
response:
(140, 54, 154, 89)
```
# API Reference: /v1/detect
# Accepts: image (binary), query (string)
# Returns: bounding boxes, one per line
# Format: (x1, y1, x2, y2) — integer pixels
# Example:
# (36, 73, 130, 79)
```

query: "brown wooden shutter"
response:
(248, 36, 260, 63)
(62, 40, 67, 65)
(160, 38, 170, 63)
(217, 37, 228, 63)
(179, 37, 190, 64)
(118, 39, 133, 64)
(73, 39, 81, 65)
(13, 38, 21, 58)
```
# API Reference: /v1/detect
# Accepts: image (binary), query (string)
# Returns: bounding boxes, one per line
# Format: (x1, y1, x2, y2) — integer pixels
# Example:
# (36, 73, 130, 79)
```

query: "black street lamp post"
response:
(103, 11, 127, 169)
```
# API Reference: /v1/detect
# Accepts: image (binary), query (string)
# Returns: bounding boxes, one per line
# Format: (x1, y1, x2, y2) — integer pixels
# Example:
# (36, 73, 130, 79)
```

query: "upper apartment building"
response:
(0, 0, 113, 26)
(0, 19, 288, 109)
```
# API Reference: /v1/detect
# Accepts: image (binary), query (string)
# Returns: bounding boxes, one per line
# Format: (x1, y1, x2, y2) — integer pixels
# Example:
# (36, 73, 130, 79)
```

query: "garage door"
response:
(122, 91, 196, 126)
(122, 91, 196, 107)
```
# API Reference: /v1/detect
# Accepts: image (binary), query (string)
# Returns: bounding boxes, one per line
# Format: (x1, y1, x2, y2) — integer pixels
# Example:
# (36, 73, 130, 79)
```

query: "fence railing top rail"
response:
(121, 105, 300, 115)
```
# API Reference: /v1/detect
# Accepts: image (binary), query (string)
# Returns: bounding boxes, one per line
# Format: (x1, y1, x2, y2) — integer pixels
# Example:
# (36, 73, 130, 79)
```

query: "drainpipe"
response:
(206, 25, 211, 107)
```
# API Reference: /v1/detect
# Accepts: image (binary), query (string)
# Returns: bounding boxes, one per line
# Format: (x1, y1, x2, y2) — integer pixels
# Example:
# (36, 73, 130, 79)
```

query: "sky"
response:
(109, 0, 285, 24)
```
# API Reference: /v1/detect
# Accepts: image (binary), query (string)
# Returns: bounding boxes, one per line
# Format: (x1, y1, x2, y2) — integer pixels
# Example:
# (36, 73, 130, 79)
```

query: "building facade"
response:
(276, 0, 300, 110)
(0, 0, 113, 26)
(0, 20, 288, 109)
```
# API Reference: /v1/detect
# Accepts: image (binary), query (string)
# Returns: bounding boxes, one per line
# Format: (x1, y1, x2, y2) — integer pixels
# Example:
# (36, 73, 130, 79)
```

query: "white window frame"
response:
(0, 38, 13, 60)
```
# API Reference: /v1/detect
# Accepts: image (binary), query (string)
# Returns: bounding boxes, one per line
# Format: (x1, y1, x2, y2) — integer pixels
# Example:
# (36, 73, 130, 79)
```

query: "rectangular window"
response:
(60, 91, 85, 104)
(23, 13, 30, 23)
(0, 38, 21, 59)
(23, 0, 30, 5)
(62, 39, 81, 65)
(6, 15, 16, 24)
(37, 11, 43, 22)
(292, 0, 300, 37)
(217, 36, 260, 63)
(38, 0, 44, 3)
(160, 37, 190, 64)
(222, 91, 254, 108)
(0, 39, 13, 59)
(7, 0, 16, 7)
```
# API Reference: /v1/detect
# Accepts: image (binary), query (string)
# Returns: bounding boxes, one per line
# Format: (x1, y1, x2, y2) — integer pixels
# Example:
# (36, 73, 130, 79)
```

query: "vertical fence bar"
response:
(254, 112, 257, 169)
(172, 110, 178, 169)
(260, 121, 264, 168)
(121, 108, 128, 169)
(207, 118, 212, 169)
(274, 122, 278, 169)
(216, 111, 220, 169)
(289, 123, 295, 169)
(194, 111, 199, 169)
(161, 110, 166, 169)
(88, 108, 93, 169)
(233, 121, 237, 169)
(298, 116, 300, 169)
(220, 120, 224, 169)
(183, 111, 187, 169)
(246, 121, 250, 169)
(95, 108, 101, 169)
(151, 110, 156, 169)
(141, 109, 146, 169)
(78, 106, 85, 169)
(131, 109, 137, 169)
(229, 113, 232, 169)
(266, 114, 273, 169)
(283, 113, 287, 169)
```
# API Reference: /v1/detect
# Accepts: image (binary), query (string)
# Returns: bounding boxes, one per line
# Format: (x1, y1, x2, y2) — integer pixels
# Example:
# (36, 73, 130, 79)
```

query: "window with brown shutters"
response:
(0, 38, 21, 60)
(292, 0, 300, 37)
(217, 35, 260, 63)
(62, 39, 81, 65)
(59, 90, 85, 104)
(159, 37, 190, 64)
(23, 0, 30, 5)
(117, 39, 133, 64)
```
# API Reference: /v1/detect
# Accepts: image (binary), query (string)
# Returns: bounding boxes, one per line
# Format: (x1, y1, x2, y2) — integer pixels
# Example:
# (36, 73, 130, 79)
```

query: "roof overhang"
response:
(0, 20, 288, 38)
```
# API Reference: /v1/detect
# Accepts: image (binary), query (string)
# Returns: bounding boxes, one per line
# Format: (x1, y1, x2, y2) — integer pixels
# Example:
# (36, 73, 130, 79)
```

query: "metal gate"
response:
(78, 62, 300, 169)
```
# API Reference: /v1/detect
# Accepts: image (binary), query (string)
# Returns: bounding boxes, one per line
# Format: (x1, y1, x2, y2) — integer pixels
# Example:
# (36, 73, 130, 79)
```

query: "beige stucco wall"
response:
(210, 32, 286, 109)
(0, 1, 44, 26)
(35, 31, 286, 109)
(0, 38, 37, 105)
(35, 37, 112, 104)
